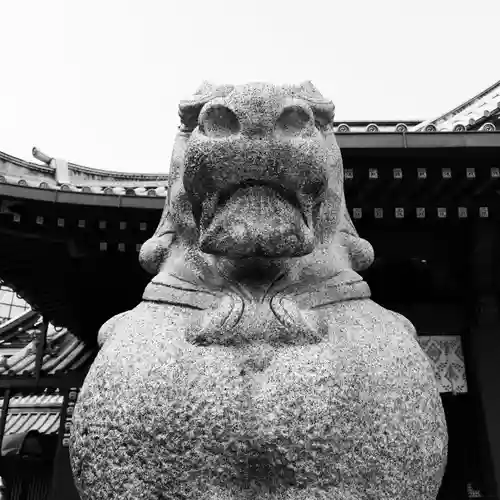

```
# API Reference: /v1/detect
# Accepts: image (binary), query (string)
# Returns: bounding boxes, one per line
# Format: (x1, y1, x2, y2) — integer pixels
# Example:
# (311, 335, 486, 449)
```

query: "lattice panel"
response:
(418, 335, 467, 394)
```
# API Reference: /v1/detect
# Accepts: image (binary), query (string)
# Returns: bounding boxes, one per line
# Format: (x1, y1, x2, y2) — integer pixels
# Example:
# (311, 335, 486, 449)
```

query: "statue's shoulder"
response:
(97, 310, 130, 348)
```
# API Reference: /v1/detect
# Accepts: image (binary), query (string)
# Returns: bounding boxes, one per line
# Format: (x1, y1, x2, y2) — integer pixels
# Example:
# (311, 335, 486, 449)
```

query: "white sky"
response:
(0, 0, 498, 174)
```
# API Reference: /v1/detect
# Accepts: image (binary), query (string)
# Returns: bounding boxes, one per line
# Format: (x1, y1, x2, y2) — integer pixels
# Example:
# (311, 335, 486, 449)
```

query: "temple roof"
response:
(0, 307, 85, 452)
(0, 149, 169, 199)
(0, 310, 96, 377)
(337, 80, 500, 133)
(0, 311, 38, 354)
(1, 394, 62, 438)
(413, 80, 500, 133)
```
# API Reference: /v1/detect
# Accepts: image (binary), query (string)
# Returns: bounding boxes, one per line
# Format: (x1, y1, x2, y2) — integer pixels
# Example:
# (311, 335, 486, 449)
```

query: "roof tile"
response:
(0, 173, 170, 198)
(0, 394, 63, 439)
(6, 412, 60, 435)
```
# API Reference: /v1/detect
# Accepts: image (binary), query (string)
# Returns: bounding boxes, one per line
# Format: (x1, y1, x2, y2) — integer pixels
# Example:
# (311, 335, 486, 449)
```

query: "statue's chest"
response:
(141, 269, 371, 348)
(183, 295, 326, 347)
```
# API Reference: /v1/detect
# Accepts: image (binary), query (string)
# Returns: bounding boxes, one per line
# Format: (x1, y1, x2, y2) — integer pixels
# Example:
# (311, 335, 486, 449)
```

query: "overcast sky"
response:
(0, 0, 498, 174)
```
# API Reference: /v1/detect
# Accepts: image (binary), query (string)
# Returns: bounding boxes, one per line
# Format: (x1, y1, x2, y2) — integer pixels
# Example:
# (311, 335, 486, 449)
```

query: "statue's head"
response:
(140, 81, 373, 277)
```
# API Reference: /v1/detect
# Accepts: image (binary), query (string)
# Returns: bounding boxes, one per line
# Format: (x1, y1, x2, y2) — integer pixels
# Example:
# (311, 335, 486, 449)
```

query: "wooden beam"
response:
(0, 373, 86, 391)
(0, 184, 165, 209)
(34, 317, 49, 383)
(0, 388, 11, 450)
(49, 388, 82, 500)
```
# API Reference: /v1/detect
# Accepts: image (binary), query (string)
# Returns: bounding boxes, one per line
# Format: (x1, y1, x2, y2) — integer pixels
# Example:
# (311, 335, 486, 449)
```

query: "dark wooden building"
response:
(1, 80, 500, 499)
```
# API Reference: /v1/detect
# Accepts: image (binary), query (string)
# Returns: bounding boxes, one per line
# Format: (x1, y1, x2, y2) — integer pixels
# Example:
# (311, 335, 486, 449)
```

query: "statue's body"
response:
(70, 82, 447, 500)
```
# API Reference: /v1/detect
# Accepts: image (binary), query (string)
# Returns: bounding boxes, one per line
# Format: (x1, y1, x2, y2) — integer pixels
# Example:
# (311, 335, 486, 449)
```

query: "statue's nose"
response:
(274, 103, 315, 137)
(198, 102, 315, 139)
(198, 104, 241, 138)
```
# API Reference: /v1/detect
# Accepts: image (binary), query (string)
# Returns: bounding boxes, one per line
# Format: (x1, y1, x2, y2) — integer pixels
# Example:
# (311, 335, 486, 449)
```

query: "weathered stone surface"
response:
(70, 82, 447, 500)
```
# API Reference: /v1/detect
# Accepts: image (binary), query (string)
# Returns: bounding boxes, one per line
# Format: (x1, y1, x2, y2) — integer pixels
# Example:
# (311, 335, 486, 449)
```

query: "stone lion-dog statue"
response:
(70, 81, 447, 500)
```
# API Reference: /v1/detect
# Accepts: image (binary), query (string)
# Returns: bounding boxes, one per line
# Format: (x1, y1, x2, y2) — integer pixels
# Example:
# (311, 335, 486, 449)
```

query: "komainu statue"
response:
(70, 82, 447, 500)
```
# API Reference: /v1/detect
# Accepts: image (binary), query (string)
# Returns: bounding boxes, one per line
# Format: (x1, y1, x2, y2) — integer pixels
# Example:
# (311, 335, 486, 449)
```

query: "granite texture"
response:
(70, 82, 447, 500)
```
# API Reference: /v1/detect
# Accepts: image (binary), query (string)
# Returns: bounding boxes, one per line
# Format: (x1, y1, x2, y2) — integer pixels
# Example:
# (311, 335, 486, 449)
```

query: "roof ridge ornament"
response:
(32, 147, 69, 185)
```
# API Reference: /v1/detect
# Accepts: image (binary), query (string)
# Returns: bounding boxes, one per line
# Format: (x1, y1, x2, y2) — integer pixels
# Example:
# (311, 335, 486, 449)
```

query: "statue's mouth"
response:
(197, 180, 316, 259)
(200, 180, 309, 230)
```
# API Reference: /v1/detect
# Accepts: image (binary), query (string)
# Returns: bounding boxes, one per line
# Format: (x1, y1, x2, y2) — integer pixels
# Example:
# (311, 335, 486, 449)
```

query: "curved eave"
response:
(0, 310, 39, 337)
(413, 80, 500, 132)
(334, 120, 422, 133)
(0, 150, 169, 183)
(336, 131, 500, 149)
(0, 183, 166, 209)
(67, 161, 168, 181)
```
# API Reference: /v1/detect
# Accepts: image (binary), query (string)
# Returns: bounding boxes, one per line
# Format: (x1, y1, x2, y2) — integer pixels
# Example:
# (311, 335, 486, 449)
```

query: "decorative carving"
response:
(480, 207, 489, 218)
(70, 82, 447, 500)
(479, 122, 496, 132)
(336, 123, 351, 133)
(467, 168, 476, 179)
(418, 336, 467, 394)
(452, 123, 467, 132)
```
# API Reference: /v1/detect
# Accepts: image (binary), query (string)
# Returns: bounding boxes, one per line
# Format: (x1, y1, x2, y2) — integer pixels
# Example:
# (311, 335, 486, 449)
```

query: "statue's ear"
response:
(192, 80, 220, 98)
(294, 81, 335, 124)
(179, 82, 235, 132)
(297, 80, 321, 97)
